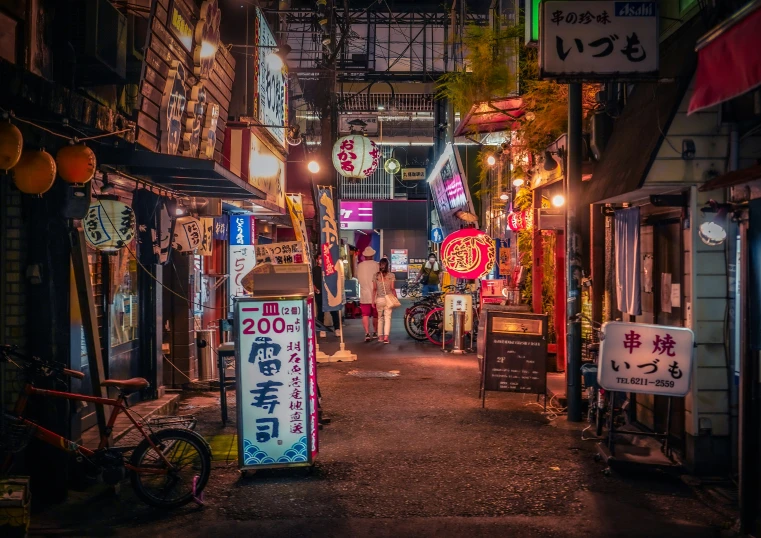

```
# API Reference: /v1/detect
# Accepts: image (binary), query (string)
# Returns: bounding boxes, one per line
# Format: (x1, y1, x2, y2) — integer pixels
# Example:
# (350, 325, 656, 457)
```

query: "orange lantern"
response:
(56, 144, 96, 184)
(13, 149, 57, 195)
(0, 122, 23, 171)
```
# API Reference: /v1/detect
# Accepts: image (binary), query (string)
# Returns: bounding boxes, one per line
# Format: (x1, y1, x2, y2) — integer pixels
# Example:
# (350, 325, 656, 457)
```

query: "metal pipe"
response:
(566, 83, 583, 422)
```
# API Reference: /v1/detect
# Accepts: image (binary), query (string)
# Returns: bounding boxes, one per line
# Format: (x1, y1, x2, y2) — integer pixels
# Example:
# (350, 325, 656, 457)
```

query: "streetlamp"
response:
(552, 194, 566, 207)
(307, 160, 320, 174)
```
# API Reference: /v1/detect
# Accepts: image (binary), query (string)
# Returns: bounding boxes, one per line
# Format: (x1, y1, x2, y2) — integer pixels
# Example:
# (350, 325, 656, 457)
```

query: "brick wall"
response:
(1, 181, 27, 408)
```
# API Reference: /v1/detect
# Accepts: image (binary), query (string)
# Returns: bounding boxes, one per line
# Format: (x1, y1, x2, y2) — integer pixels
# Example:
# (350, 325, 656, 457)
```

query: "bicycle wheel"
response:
(400, 286, 408, 298)
(424, 307, 453, 346)
(130, 428, 211, 508)
(404, 304, 430, 341)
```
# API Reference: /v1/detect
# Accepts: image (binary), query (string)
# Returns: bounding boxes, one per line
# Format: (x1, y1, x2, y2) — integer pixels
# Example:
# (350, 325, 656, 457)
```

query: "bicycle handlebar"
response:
(1, 345, 85, 380)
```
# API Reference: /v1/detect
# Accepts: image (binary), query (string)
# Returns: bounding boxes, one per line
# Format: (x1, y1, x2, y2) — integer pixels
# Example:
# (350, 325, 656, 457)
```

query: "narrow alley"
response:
(32, 310, 731, 538)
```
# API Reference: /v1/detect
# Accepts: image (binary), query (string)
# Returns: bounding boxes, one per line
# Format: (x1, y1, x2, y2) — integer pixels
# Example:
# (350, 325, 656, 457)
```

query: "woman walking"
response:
(372, 257, 397, 344)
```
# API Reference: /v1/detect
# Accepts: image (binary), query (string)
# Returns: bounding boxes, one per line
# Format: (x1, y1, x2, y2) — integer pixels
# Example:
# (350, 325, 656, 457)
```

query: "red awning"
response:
(688, 1, 761, 114)
(454, 97, 524, 137)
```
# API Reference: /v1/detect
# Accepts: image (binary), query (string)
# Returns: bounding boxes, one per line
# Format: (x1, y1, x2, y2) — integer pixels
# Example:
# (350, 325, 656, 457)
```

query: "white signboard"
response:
(598, 322, 694, 396)
(235, 297, 318, 469)
(402, 168, 426, 181)
(540, 1, 659, 79)
(255, 241, 306, 265)
(256, 7, 288, 148)
(338, 115, 379, 135)
(229, 245, 257, 301)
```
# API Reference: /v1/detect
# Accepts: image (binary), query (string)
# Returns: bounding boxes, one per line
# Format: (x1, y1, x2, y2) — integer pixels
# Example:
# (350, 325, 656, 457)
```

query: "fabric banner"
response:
(198, 217, 214, 256)
(316, 186, 342, 312)
(213, 215, 228, 240)
(255, 241, 306, 265)
(615, 207, 642, 316)
(286, 194, 311, 262)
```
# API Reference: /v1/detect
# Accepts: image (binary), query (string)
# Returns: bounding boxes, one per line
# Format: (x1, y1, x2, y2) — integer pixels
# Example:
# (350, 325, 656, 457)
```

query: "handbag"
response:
(420, 269, 430, 285)
(380, 274, 401, 309)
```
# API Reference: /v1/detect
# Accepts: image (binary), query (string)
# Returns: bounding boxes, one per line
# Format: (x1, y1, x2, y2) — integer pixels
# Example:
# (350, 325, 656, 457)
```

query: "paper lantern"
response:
(83, 199, 136, 252)
(56, 144, 96, 184)
(332, 135, 380, 180)
(12, 149, 56, 195)
(0, 122, 23, 171)
(172, 216, 202, 253)
(506, 210, 533, 232)
(440, 228, 496, 280)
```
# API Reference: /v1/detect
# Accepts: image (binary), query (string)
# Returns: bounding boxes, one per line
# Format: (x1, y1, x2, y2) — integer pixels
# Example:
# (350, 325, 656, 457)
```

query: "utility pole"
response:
(566, 83, 583, 422)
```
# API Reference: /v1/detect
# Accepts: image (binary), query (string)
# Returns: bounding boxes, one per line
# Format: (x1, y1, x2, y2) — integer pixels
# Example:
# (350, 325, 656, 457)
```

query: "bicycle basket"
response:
(0, 416, 36, 453)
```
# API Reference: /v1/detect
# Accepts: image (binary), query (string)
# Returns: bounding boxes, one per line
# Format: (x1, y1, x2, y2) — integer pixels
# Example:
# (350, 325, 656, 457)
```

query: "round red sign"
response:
(440, 228, 496, 280)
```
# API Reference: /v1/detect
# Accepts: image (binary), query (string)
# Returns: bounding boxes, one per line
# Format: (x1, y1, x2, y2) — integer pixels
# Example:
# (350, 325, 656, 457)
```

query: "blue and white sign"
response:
(235, 297, 318, 469)
(231, 215, 255, 246)
(431, 227, 444, 243)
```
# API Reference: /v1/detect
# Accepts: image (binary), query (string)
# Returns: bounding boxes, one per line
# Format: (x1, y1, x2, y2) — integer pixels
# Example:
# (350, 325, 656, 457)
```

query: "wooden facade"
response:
(135, 0, 235, 166)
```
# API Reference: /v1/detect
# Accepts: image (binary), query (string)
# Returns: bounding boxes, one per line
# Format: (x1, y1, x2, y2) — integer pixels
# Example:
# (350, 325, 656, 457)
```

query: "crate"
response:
(0, 477, 31, 538)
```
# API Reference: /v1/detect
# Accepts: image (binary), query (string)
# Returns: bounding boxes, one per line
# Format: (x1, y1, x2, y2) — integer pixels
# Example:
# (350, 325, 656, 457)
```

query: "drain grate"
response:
(347, 369, 400, 378)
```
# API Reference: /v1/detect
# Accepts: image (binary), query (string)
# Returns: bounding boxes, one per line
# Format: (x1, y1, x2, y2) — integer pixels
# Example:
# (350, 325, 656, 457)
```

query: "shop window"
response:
(110, 242, 139, 347)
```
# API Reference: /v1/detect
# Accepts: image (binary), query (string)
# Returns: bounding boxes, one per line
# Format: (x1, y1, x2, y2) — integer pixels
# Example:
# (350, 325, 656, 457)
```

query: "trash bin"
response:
(196, 330, 218, 381)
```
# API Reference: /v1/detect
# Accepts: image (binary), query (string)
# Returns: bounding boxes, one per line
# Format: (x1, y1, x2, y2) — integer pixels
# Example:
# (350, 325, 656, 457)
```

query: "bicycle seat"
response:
(101, 378, 150, 393)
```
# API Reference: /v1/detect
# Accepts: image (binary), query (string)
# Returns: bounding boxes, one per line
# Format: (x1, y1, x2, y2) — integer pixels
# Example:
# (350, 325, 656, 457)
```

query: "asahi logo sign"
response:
(255, 7, 288, 148)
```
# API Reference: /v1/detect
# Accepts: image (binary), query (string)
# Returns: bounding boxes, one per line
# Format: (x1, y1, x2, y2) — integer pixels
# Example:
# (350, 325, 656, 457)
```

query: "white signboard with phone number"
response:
(235, 297, 318, 469)
(598, 321, 694, 397)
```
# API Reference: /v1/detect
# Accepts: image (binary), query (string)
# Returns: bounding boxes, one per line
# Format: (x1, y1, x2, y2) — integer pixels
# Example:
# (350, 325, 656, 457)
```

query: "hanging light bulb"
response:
(307, 160, 320, 173)
(486, 155, 496, 167)
(499, 192, 509, 201)
(512, 177, 524, 187)
(552, 194, 565, 207)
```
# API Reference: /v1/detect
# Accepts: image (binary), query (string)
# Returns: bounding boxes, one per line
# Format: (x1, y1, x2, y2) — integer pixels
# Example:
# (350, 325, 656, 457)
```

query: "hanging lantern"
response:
(440, 228, 496, 280)
(12, 149, 56, 195)
(0, 122, 23, 171)
(56, 144, 96, 184)
(83, 199, 136, 252)
(331, 135, 380, 180)
(506, 210, 534, 232)
(172, 216, 202, 253)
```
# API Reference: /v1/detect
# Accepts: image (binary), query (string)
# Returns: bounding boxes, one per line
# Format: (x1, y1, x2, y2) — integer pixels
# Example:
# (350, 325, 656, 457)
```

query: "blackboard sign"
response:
(481, 311, 547, 406)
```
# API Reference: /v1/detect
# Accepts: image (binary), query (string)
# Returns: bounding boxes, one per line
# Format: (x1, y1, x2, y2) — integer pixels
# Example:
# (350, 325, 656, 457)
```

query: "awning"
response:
(454, 97, 524, 137)
(100, 150, 266, 201)
(699, 162, 761, 191)
(688, 1, 761, 114)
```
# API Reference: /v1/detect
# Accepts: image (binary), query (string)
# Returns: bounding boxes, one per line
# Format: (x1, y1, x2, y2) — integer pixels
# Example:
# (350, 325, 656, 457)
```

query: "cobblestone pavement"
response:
(32, 308, 734, 537)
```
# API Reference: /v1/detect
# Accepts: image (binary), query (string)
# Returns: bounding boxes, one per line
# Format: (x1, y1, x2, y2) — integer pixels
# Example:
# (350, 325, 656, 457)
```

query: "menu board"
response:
(235, 296, 318, 469)
(481, 311, 547, 400)
(390, 249, 408, 273)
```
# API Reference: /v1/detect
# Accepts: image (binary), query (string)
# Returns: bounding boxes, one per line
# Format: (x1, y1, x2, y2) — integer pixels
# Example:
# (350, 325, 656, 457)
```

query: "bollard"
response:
(452, 310, 466, 354)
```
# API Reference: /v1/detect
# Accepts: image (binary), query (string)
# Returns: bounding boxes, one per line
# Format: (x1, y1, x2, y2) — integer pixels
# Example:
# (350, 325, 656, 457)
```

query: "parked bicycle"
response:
(403, 284, 456, 341)
(399, 280, 422, 299)
(422, 285, 480, 346)
(0, 345, 212, 508)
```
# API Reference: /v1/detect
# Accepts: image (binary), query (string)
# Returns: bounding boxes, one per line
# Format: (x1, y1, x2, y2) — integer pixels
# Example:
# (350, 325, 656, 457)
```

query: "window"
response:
(109, 242, 139, 347)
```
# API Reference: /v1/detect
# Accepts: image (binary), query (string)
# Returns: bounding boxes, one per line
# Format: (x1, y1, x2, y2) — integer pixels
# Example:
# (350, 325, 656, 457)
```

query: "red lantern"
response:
(440, 228, 496, 279)
(507, 210, 533, 232)
(13, 149, 57, 195)
(56, 144, 96, 184)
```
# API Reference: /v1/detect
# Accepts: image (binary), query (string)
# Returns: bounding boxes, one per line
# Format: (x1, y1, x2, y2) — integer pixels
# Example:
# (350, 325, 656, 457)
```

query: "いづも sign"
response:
(598, 322, 694, 396)
(235, 297, 319, 469)
(540, 1, 659, 79)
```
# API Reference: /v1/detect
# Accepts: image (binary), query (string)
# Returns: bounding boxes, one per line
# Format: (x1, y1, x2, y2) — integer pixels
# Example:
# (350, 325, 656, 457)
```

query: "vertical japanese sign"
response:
(230, 215, 256, 246)
(316, 186, 342, 312)
(235, 297, 317, 469)
(229, 245, 256, 300)
(198, 217, 214, 256)
(254, 7, 288, 148)
(213, 215, 228, 240)
(598, 322, 694, 396)
(286, 194, 311, 262)
(540, 1, 659, 79)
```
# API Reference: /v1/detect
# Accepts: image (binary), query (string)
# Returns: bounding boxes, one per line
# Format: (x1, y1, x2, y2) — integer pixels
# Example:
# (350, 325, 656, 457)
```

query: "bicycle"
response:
(0, 345, 212, 508)
(403, 291, 446, 341)
(422, 285, 480, 347)
(399, 280, 422, 299)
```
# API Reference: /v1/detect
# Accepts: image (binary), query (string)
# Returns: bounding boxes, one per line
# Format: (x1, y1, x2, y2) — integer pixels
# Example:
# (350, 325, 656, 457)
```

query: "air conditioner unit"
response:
(69, 0, 127, 85)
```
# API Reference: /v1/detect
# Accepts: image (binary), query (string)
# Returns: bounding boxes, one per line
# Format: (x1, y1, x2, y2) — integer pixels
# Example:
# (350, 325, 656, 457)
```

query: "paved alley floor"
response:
(33, 304, 734, 537)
